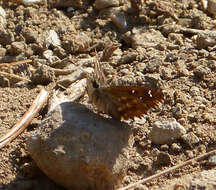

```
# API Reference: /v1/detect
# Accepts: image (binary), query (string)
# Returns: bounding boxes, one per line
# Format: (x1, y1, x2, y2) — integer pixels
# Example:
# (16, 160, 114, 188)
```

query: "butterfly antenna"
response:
(94, 51, 107, 86)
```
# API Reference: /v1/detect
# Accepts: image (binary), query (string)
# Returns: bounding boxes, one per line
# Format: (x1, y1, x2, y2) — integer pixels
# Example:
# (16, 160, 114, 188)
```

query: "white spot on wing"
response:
(148, 90, 152, 98)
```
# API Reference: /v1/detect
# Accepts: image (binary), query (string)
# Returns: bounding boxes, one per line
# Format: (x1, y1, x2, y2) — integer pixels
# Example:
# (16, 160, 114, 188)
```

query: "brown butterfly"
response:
(86, 49, 164, 120)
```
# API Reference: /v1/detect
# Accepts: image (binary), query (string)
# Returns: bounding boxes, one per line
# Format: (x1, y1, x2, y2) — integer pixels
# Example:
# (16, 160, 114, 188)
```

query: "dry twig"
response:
(0, 88, 49, 149)
(0, 59, 32, 83)
(118, 149, 216, 190)
(0, 59, 32, 69)
(0, 71, 31, 82)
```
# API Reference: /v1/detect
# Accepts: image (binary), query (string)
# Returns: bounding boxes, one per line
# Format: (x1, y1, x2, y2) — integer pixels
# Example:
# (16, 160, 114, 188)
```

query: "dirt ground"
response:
(0, 0, 216, 190)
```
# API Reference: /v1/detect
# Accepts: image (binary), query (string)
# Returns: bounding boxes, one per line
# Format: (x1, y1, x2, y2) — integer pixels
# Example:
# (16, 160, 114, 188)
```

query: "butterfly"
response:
(86, 47, 164, 120)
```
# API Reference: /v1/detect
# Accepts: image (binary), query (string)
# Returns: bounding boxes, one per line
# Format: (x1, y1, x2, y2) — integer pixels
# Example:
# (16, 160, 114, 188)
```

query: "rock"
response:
(0, 26, 14, 45)
(196, 31, 216, 49)
(189, 86, 200, 97)
(0, 47, 6, 57)
(142, 73, 163, 89)
(207, 155, 216, 166)
(110, 11, 127, 32)
(155, 43, 166, 50)
(182, 132, 200, 148)
(207, 60, 216, 71)
(176, 62, 189, 77)
(22, 0, 43, 6)
(62, 32, 92, 53)
(0, 6, 6, 27)
(31, 65, 56, 85)
(27, 102, 134, 190)
(21, 27, 39, 43)
(161, 67, 173, 80)
(122, 28, 167, 49)
(94, 0, 119, 10)
(43, 50, 60, 64)
(200, 0, 208, 10)
(187, 113, 198, 123)
(47, 0, 83, 8)
(134, 117, 146, 125)
(98, 7, 120, 18)
(0, 75, 9, 87)
(168, 33, 183, 45)
(136, 62, 146, 72)
(171, 105, 182, 119)
(160, 144, 169, 151)
(155, 152, 172, 166)
(193, 66, 211, 80)
(144, 58, 161, 73)
(178, 118, 186, 125)
(9, 41, 26, 55)
(43, 50, 53, 60)
(170, 143, 182, 153)
(117, 52, 137, 65)
(207, 0, 216, 15)
(45, 30, 61, 48)
(0, 6, 6, 18)
(53, 46, 67, 59)
(177, 18, 192, 27)
(149, 118, 186, 145)
(167, 44, 180, 50)
(164, 53, 178, 62)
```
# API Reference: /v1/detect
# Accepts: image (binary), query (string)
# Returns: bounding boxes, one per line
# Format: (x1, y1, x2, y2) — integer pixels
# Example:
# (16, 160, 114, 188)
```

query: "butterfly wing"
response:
(97, 86, 164, 120)
(88, 46, 163, 120)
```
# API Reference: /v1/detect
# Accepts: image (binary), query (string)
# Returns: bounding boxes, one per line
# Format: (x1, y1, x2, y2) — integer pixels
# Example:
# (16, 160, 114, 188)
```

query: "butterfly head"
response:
(86, 73, 100, 88)
(86, 72, 101, 102)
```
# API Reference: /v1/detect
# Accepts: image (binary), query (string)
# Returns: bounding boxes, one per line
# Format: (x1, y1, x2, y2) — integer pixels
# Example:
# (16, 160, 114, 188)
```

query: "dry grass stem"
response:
(0, 88, 49, 149)
(0, 59, 32, 69)
(0, 71, 31, 82)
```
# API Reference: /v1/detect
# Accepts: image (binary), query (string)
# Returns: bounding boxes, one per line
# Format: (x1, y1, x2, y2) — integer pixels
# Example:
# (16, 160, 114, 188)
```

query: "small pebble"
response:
(149, 118, 186, 145)
(110, 11, 127, 32)
(193, 66, 211, 81)
(94, 0, 119, 10)
(207, 155, 216, 166)
(196, 32, 216, 49)
(22, 0, 42, 5)
(170, 143, 182, 153)
(160, 144, 169, 151)
(0, 6, 6, 26)
(9, 41, 26, 55)
(182, 132, 200, 148)
(21, 27, 38, 43)
(155, 152, 172, 166)
(207, 0, 216, 15)
(189, 86, 200, 96)
(45, 30, 61, 48)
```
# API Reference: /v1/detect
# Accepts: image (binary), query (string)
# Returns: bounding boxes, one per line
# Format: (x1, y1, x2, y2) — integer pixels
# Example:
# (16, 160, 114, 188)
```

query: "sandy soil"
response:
(0, 0, 215, 190)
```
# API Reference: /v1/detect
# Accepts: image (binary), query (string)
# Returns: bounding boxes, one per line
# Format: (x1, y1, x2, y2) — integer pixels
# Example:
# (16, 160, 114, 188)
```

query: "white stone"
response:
(149, 118, 186, 144)
(45, 30, 61, 48)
